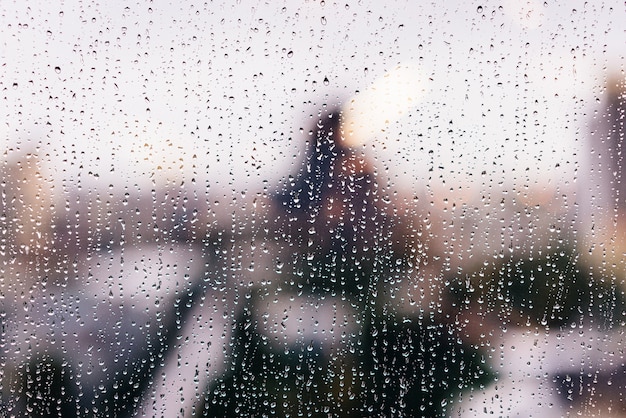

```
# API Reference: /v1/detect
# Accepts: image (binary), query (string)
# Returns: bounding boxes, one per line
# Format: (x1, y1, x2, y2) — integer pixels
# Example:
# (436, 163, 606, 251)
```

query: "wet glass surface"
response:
(1, 1, 625, 417)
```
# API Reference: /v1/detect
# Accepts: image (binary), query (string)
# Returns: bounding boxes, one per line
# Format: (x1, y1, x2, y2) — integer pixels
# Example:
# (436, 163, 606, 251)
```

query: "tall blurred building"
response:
(582, 77, 626, 276)
(0, 150, 56, 300)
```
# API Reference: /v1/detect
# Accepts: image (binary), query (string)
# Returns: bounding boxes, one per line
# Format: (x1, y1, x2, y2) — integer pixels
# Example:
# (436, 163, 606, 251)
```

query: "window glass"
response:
(1, 1, 624, 416)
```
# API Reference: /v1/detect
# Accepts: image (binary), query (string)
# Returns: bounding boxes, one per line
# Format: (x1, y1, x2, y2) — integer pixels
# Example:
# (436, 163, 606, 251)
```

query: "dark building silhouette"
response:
(197, 108, 490, 417)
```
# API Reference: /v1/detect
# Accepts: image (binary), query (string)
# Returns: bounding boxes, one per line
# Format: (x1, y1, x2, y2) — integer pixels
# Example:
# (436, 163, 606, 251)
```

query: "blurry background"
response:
(3, 1, 622, 195)
(3, 1, 624, 262)
(1, 1, 625, 417)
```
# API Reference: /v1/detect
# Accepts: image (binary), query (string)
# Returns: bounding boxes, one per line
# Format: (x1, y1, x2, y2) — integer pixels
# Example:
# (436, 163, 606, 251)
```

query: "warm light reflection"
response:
(342, 63, 425, 147)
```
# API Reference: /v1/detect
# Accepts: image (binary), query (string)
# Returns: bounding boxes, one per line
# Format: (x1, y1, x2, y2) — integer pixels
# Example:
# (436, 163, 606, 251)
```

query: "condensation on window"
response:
(1, 1, 624, 417)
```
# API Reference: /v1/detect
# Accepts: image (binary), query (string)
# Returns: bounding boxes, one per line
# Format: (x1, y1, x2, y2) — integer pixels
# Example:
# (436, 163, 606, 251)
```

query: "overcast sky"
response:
(2, 0, 624, 206)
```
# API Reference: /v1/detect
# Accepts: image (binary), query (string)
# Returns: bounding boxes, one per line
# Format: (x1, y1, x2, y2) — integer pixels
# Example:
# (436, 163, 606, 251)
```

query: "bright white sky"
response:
(2, 0, 624, 206)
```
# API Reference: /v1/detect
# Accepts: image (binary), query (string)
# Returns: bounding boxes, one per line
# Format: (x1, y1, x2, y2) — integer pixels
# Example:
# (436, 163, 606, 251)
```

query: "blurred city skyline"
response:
(2, 2, 626, 416)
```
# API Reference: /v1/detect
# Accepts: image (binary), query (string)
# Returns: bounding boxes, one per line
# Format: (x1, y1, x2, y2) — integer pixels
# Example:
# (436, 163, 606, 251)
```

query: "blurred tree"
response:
(197, 109, 491, 417)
